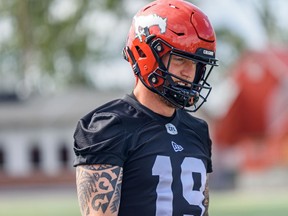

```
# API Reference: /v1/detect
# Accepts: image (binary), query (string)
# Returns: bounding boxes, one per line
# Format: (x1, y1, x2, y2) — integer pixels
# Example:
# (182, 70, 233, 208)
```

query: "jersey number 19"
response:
(152, 155, 206, 216)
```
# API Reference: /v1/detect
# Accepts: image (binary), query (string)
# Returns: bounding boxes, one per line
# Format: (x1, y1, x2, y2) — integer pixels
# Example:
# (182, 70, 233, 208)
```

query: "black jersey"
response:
(73, 94, 212, 216)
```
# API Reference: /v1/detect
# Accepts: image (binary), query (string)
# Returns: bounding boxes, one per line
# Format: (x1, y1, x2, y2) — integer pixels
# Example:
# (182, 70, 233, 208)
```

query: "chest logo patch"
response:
(165, 123, 178, 135)
(171, 141, 184, 152)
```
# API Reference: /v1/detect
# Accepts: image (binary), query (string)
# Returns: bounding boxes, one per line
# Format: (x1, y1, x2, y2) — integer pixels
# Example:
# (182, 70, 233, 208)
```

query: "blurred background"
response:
(0, 0, 287, 215)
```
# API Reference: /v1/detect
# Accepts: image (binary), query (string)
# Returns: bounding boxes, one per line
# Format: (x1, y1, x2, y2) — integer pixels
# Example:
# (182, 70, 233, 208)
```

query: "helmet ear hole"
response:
(136, 46, 146, 58)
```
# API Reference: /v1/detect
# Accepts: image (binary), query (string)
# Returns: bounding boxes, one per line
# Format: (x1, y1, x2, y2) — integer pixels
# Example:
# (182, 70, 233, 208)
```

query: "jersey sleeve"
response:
(73, 111, 127, 167)
(206, 132, 213, 173)
(202, 119, 213, 173)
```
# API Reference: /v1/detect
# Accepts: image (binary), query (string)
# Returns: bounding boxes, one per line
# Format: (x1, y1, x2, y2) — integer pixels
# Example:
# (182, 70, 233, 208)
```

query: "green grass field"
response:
(210, 188, 288, 216)
(0, 187, 287, 216)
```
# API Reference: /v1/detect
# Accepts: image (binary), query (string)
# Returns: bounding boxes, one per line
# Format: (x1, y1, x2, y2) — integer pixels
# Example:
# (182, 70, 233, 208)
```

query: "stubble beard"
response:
(157, 93, 178, 109)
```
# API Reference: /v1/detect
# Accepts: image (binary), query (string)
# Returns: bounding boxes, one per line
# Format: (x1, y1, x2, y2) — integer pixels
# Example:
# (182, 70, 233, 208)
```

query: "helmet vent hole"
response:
(169, 4, 179, 9)
(169, 28, 185, 37)
(136, 46, 146, 58)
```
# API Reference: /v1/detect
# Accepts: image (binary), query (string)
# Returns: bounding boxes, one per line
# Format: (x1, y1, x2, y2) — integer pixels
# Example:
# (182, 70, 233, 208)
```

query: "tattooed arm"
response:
(203, 174, 210, 216)
(76, 164, 123, 216)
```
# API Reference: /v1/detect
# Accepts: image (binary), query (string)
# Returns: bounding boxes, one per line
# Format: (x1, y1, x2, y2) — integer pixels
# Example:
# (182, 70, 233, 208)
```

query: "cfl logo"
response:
(165, 123, 178, 135)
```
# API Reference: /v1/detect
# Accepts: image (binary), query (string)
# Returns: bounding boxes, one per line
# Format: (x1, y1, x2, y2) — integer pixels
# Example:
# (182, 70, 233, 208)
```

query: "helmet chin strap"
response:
(146, 68, 199, 109)
(161, 73, 200, 108)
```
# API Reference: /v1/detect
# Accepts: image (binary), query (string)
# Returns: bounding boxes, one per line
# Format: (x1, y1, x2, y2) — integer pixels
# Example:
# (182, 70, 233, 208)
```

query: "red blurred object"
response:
(214, 47, 288, 170)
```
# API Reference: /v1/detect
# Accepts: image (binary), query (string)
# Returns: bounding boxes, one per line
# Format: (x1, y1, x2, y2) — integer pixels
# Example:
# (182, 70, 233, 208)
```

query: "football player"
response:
(73, 0, 218, 215)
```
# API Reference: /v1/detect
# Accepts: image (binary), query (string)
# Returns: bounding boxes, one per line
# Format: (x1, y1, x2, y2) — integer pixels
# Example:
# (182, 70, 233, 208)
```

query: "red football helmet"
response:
(123, 0, 218, 111)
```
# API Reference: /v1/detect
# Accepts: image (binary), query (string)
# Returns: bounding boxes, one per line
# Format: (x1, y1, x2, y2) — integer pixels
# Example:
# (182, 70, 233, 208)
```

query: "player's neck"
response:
(133, 83, 175, 117)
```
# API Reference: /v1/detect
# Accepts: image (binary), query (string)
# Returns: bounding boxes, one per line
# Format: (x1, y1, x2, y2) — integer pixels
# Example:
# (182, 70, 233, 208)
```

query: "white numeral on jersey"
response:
(152, 156, 206, 216)
(152, 156, 173, 215)
(181, 157, 206, 215)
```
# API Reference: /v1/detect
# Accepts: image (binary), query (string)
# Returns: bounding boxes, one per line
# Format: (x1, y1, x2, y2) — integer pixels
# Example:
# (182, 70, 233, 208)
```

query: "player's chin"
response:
(160, 95, 196, 109)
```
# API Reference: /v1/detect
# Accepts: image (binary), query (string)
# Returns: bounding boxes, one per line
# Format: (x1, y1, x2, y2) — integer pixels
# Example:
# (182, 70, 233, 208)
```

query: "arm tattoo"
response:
(76, 165, 122, 216)
(203, 178, 210, 216)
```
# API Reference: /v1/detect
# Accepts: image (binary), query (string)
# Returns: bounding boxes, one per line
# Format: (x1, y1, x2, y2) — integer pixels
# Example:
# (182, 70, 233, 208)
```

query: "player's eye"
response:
(174, 56, 185, 62)
(171, 56, 197, 67)
(171, 56, 185, 65)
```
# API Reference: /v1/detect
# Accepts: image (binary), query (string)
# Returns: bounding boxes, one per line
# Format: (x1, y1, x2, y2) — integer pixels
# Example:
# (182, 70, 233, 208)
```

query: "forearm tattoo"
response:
(203, 179, 210, 216)
(76, 165, 122, 216)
